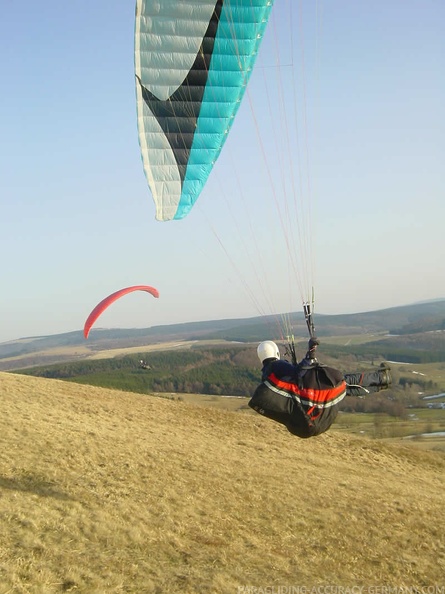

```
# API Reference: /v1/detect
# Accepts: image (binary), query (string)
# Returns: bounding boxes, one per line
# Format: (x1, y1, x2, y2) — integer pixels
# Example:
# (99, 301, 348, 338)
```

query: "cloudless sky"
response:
(1, 0, 444, 343)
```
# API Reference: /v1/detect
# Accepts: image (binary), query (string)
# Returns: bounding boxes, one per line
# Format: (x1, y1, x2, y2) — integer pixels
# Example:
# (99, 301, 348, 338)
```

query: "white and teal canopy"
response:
(135, 0, 274, 221)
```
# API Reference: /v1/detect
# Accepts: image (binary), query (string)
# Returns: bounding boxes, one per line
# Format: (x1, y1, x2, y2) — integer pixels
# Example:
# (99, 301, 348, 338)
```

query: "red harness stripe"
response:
(268, 373, 347, 404)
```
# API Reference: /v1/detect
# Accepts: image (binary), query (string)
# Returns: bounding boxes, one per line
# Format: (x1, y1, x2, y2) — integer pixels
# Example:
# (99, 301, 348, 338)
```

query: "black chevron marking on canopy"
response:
(138, 0, 224, 186)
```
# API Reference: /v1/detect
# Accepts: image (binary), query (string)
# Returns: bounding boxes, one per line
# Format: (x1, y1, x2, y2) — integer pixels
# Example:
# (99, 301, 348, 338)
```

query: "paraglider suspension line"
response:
(285, 337, 298, 366)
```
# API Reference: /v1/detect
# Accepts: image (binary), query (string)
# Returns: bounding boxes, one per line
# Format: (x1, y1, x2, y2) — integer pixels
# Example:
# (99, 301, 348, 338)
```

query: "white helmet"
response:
(257, 341, 280, 364)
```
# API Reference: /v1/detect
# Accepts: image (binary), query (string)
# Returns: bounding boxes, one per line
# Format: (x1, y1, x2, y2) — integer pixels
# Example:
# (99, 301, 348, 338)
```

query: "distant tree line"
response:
(339, 395, 407, 418)
(18, 348, 259, 397)
(15, 345, 442, 412)
(321, 342, 445, 364)
(390, 316, 445, 335)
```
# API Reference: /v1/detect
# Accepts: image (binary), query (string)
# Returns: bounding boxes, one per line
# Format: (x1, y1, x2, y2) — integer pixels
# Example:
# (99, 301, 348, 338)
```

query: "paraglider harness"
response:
(285, 302, 391, 402)
(282, 302, 347, 437)
(250, 302, 390, 437)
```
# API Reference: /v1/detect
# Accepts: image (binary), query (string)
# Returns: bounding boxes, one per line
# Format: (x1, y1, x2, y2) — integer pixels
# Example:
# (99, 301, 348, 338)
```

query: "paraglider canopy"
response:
(84, 285, 159, 339)
(135, 0, 274, 221)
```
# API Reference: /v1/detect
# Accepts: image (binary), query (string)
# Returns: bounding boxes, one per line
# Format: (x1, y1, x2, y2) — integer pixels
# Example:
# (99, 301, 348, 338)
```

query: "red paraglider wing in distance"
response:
(83, 285, 160, 339)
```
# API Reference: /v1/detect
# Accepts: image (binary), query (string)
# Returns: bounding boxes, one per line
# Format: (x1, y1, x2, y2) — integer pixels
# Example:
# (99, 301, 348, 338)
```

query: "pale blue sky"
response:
(1, 0, 443, 343)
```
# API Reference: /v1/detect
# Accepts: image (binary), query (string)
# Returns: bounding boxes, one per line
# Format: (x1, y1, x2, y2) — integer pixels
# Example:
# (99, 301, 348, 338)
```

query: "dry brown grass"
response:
(1, 372, 444, 593)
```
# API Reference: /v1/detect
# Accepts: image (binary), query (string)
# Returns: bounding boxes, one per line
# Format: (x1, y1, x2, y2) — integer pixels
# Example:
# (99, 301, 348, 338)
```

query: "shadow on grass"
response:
(0, 474, 74, 500)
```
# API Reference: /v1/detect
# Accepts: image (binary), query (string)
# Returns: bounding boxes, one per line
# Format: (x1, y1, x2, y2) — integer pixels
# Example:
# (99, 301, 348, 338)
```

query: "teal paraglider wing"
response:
(135, 0, 275, 221)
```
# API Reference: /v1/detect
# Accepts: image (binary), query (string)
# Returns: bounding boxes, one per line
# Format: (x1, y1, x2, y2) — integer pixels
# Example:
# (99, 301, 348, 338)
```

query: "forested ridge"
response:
(17, 348, 259, 397)
(15, 344, 443, 414)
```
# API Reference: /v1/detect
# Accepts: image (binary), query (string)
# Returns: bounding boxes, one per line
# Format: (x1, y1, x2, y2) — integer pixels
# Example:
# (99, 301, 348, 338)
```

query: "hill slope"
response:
(1, 372, 444, 593)
(1, 299, 444, 371)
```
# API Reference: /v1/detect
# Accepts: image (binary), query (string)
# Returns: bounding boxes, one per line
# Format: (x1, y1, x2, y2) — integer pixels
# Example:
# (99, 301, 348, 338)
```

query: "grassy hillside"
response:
(1, 372, 444, 593)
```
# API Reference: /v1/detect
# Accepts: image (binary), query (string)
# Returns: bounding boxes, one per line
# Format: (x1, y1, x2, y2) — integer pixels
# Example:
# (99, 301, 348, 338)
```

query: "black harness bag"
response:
(249, 364, 345, 438)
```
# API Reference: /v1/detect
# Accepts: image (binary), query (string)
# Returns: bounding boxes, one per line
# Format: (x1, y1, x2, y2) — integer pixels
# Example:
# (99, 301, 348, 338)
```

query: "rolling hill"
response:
(1, 300, 445, 371)
(1, 371, 444, 592)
